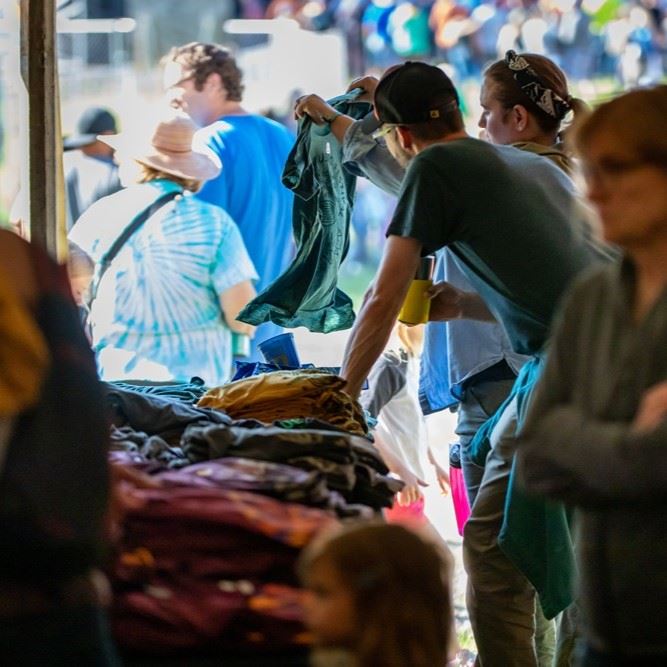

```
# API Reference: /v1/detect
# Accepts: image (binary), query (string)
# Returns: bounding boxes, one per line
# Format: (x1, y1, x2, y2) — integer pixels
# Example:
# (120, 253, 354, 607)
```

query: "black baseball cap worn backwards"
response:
(374, 61, 460, 126)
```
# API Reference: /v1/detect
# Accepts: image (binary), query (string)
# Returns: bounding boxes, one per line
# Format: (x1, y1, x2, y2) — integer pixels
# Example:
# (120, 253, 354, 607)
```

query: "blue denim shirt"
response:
(343, 115, 528, 413)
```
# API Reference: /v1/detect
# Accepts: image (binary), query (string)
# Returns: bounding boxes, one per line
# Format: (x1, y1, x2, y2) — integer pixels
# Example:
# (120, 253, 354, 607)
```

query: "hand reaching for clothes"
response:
(346, 75, 379, 103)
(294, 94, 336, 124)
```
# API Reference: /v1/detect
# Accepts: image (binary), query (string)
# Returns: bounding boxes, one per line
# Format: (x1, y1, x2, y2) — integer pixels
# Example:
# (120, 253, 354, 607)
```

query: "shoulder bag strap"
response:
(89, 189, 181, 304)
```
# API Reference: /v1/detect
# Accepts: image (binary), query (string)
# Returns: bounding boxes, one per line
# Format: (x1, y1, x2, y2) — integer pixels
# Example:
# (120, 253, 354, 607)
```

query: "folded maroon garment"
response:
(116, 525, 298, 582)
(113, 577, 310, 653)
(123, 486, 337, 548)
(113, 577, 247, 651)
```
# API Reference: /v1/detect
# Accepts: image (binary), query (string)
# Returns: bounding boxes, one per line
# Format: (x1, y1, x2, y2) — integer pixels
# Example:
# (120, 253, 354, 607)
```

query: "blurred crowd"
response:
(240, 0, 667, 84)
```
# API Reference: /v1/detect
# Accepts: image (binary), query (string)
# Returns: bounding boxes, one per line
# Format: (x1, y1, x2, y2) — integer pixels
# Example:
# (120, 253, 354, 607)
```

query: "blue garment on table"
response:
(239, 92, 372, 333)
(69, 179, 257, 386)
(195, 115, 294, 357)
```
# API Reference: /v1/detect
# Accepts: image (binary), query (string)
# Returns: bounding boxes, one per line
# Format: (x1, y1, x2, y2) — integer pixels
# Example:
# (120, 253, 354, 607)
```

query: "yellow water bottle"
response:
(398, 255, 436, 325)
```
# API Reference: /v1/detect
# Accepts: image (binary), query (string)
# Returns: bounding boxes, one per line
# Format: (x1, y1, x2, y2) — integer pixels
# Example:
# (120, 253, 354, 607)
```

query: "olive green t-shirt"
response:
(387, 138, 600, 355)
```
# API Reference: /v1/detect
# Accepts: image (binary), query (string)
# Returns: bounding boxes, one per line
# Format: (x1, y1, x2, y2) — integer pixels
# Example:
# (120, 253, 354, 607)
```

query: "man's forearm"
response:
(340, 294, 401, 399)
(341, 236, 422, 399)
(329, 114, 354, 143)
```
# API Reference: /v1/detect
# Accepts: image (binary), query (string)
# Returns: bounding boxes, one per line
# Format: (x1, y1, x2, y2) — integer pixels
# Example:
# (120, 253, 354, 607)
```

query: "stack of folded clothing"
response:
(105, 383, 400, 512)
(112, 485, 337, 655)
(110, 377, 209, 403)
(198, 370, 368, 436)
(181, 424, 402, 510)
(104, 379, 401, 657)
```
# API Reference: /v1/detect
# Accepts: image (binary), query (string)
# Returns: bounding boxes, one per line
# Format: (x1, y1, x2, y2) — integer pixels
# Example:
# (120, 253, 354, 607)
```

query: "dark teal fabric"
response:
(238, 93, 371, 333)
(470, 354, 575, 620)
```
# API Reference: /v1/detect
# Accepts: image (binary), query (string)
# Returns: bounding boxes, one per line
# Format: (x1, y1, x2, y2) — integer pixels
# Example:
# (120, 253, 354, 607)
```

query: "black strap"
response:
(89, 189, 181, 304)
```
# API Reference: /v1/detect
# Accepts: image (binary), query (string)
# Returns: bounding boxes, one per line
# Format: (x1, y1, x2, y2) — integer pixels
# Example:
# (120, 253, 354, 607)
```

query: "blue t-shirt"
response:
(195, 115, 294, 356)
(195, 115, 294, 295)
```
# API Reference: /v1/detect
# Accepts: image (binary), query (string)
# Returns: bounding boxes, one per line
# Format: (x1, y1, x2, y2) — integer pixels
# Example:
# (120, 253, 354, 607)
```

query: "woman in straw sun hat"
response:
(68, 111, 258, 386)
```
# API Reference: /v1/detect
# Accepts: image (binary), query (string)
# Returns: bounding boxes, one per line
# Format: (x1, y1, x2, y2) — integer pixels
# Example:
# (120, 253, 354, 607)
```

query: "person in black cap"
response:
(326, 61, 609, 666)
(63, 107, 122, 229)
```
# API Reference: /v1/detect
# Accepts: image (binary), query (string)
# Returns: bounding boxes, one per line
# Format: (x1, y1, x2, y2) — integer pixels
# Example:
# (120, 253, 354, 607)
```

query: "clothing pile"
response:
(104, 380, 398, 657)
(198, 370, 368, 436)
(112, 485, 334, 654)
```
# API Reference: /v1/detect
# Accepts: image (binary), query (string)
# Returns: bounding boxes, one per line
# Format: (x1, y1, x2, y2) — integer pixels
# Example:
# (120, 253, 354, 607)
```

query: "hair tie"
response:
(504, 50, 571, 120)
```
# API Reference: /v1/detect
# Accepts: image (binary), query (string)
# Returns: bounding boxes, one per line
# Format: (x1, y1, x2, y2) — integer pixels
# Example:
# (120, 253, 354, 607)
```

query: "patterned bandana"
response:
(505, 50, 571, 120)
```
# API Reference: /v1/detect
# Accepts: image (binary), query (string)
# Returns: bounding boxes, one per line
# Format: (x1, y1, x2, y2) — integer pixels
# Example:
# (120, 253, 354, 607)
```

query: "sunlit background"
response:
(2, 0, 666, 227)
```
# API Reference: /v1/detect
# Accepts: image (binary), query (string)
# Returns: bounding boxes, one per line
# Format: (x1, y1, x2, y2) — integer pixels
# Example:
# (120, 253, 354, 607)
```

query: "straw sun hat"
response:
(100, 112, 220, 182)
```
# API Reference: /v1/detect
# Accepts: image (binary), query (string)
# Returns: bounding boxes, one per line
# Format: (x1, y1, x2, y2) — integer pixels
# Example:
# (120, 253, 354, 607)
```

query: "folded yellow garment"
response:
(198, 370, 367, 435)
(0, 269, 48, 417)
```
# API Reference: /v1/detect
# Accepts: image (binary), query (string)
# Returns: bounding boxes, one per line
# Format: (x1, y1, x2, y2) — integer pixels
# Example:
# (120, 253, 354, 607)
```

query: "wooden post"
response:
(20, 0, 64, 258)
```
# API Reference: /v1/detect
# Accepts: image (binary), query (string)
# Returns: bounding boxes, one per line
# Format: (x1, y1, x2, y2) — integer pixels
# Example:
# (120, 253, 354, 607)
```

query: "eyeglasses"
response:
(371, 124, 400, 140)
(581, 157, 649, 185)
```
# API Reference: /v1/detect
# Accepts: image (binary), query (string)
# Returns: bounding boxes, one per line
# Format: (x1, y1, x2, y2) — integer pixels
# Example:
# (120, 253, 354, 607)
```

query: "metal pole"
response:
(20, 0, 63, 258)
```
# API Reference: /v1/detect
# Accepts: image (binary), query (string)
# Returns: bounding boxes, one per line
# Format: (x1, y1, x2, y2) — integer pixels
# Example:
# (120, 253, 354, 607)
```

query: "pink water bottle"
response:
(449, 443, 471, 536)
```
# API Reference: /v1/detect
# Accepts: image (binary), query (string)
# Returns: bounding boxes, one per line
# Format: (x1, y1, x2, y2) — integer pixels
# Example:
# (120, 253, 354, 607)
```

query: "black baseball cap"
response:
(374, 62, 460, 125)
(63, 107, 118, 151)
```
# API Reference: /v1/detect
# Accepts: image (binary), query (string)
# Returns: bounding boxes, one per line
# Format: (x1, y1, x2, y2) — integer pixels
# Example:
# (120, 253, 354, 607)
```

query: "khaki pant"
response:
(463, 397, 555, 667)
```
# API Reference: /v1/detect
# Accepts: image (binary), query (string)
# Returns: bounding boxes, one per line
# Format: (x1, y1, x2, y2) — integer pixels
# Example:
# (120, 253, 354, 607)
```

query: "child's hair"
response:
(299, 522, 452, 667)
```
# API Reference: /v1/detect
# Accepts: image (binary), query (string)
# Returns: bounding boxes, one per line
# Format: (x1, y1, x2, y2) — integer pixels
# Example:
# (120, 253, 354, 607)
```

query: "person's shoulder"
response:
(565, 260, 621, 306)
(246, 115, 294, 146)
(185, 194, 238, 229)
(418, 137, 493, 166)
(195, 119, 235, 146)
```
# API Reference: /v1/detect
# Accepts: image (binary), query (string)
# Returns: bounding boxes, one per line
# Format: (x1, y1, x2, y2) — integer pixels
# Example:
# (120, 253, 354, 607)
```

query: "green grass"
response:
(339, 261, 379, 312)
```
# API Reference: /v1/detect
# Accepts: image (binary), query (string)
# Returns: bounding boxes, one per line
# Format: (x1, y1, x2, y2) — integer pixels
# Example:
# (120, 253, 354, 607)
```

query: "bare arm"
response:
(67, 242, 95, 306)
(293, 74, 381, 144)
(340, 236, 422, 398)
(294, 94, 354, 143)
(220, 280, 256, 336)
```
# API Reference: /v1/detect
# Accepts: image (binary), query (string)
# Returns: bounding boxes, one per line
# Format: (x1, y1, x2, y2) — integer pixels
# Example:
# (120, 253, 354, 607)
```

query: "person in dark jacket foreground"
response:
(516, 85, 667, 666)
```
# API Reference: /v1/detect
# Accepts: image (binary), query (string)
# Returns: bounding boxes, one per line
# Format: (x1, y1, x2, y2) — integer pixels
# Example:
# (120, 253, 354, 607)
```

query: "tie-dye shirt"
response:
(69, 179, 257, 386)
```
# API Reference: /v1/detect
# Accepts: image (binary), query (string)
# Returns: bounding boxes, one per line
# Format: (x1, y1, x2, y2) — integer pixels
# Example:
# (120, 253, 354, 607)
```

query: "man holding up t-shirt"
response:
(340, 62, 605, 666)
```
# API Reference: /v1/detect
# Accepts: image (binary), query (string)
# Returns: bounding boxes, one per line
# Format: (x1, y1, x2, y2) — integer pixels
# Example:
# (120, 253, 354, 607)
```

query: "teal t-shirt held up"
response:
(387, 138, 598, 356)
(239, 93, 372, 334)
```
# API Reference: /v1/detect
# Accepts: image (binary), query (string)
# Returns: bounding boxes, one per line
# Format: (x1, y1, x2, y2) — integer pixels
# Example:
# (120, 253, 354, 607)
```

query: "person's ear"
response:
(512, 105, 529, 133)
(396, 126, 413, 151)
(204, 72, 225, 97)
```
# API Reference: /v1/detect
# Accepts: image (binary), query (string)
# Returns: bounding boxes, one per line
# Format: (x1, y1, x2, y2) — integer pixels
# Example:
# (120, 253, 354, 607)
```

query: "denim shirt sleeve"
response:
(342, 114, 404, 197)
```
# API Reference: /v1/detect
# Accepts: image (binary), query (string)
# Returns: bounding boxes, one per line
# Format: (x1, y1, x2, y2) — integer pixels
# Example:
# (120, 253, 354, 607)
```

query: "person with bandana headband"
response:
(479, 51, 589, 174)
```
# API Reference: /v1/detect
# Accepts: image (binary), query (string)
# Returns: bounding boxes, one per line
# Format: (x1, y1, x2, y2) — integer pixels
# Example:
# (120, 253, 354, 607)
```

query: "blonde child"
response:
(361, 323, 449, 522)
(299, 522, 454, 667)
